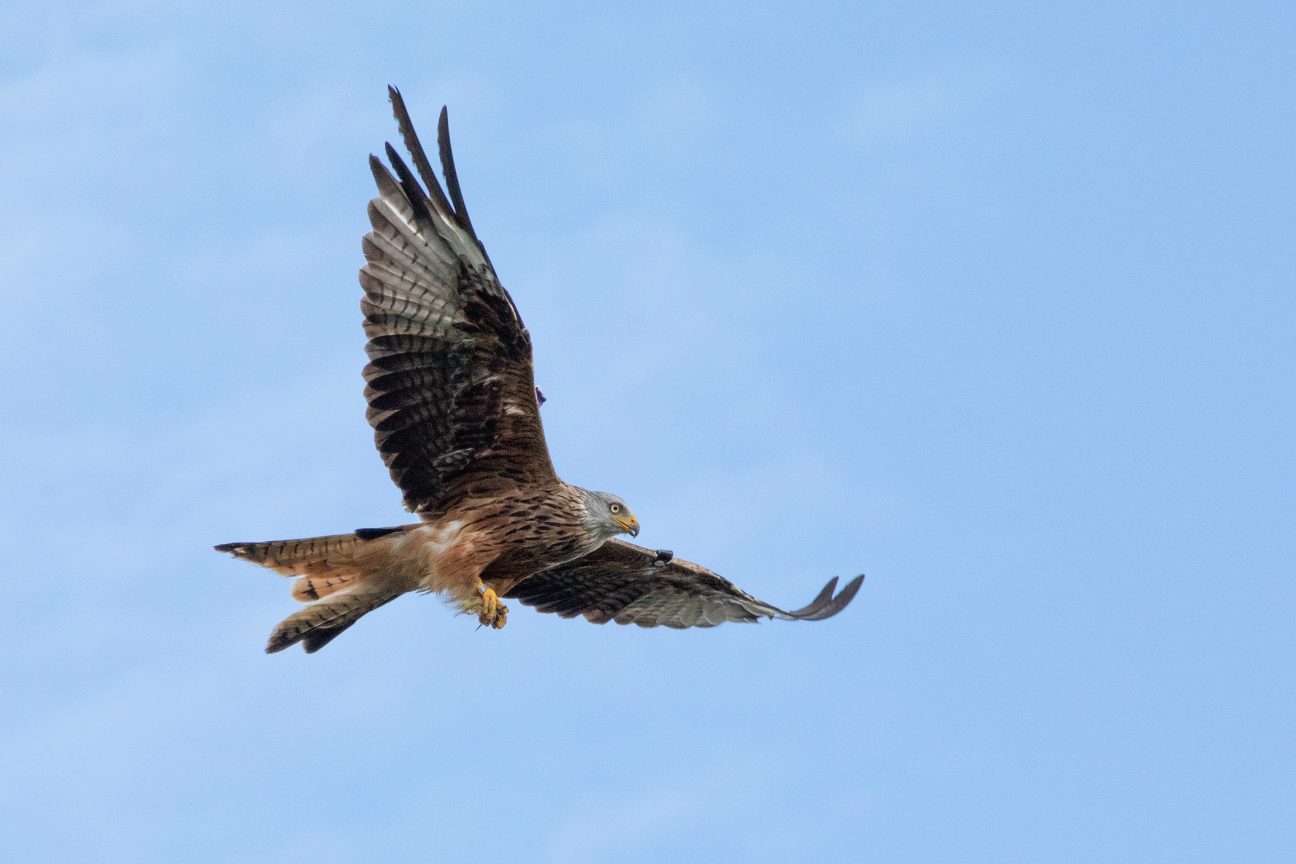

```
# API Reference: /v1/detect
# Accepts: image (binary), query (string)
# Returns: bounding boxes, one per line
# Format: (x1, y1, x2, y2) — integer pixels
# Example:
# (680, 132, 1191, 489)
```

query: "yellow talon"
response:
(476, 587, 508, 630)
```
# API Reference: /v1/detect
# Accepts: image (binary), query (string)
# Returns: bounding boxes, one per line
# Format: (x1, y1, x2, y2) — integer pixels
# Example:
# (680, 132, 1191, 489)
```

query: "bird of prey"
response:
(216, 87, 864, 653)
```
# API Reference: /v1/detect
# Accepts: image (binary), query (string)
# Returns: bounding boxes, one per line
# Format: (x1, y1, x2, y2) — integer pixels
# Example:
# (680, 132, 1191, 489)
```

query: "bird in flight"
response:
(216, 87, 864, 653)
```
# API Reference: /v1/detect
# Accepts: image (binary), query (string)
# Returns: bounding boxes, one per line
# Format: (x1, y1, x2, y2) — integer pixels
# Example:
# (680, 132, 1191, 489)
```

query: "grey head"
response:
(579, 489, 640, 539)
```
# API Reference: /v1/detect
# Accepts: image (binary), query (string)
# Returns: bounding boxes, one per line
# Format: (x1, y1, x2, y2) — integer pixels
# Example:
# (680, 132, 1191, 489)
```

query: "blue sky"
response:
(3, 1, 1293, 861)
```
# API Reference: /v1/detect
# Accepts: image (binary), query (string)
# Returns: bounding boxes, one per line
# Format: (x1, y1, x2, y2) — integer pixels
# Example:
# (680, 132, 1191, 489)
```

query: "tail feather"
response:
(300, 594, 400, 653)
(266, 590, 398, 654)
(215, 532, 362, 576)
(291, 571, 361, 602)
(216, 527, 413, 653)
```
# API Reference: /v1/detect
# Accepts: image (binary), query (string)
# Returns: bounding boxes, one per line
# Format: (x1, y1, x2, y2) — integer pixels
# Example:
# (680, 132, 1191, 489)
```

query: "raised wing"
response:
(505, 539, 865, 628)
(361, 87, 555, 515)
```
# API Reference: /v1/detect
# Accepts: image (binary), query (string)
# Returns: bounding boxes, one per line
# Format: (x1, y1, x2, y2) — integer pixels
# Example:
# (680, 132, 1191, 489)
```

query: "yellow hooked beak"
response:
(614, 514, 640, 537)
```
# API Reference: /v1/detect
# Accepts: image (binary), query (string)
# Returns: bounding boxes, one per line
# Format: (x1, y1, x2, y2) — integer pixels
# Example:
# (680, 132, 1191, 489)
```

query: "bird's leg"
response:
(474, 586, 509, 630)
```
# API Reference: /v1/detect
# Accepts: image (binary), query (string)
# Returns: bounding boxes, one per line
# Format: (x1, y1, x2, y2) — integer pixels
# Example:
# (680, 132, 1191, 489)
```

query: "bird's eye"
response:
(610, 503, 621, 514)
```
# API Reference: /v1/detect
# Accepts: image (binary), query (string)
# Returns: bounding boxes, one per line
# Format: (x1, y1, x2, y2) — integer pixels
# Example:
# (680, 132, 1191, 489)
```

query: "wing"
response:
(361, 86, 555, 515)
(505, 539, 865, 628)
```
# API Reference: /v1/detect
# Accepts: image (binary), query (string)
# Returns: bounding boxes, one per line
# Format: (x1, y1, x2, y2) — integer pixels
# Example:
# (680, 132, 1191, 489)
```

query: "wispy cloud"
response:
(838, 65, 1012, 146)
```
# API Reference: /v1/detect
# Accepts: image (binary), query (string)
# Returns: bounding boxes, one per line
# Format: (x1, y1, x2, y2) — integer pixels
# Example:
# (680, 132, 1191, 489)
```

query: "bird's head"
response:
(583, 489, 640, 539)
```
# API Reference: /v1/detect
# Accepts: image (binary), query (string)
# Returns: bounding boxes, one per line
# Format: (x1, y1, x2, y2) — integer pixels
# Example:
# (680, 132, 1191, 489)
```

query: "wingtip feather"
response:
(784, 576, 839, 618)
(836, 573, 866, 607)
(386, 86, 455, 218)
(803, 573, 866, 621)
(435, 105, 479, 239)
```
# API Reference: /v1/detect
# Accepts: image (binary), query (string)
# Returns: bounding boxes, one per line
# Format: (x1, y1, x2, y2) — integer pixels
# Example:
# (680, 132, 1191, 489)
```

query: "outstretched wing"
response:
(505, 539, 865, 628)
(361, 87, 555, 515)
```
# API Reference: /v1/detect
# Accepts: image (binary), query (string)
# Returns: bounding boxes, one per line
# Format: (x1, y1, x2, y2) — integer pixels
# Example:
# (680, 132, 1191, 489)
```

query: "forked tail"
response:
(215, 528, 408, 653)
